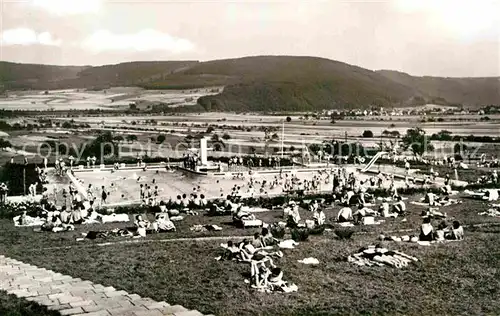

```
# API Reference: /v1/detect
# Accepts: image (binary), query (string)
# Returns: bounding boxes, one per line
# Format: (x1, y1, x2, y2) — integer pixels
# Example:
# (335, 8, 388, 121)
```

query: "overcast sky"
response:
(0, 0, 499, 77)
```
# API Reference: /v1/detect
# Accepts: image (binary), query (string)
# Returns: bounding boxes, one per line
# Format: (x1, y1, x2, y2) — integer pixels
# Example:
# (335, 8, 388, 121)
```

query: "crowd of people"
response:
(7, 148, 500, 297)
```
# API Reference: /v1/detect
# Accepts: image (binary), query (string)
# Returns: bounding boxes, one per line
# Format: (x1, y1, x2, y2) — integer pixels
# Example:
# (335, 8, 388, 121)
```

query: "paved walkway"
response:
(0, 255, 209, 316)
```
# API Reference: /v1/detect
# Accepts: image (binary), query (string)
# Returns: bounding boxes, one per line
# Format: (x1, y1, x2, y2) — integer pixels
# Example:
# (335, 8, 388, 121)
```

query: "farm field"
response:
(0, 87, 221, 111)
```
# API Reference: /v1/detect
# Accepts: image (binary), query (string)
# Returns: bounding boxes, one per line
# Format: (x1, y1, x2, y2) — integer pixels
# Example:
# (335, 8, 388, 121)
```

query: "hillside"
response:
(147, 56, 417, 111)
(377, 70, 500, 107)
(1, 56, 499, 111)
(0, 61, 199, 90)
(0, 62, 88, 90)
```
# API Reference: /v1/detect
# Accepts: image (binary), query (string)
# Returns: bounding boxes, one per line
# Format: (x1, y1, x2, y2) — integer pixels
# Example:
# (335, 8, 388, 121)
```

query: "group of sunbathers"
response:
(220, 227, 297, 292)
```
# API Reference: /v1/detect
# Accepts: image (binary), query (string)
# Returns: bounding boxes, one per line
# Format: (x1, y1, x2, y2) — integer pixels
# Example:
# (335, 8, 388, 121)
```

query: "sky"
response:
(0, 0, 499, 77)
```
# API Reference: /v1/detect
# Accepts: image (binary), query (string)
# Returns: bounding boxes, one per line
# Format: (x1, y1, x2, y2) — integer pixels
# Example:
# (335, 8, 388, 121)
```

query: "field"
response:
(2, 112, 500, 168)
(0, 87, 220, 111)
(0, 197, 499, 315)
(1, 97, 500, 315)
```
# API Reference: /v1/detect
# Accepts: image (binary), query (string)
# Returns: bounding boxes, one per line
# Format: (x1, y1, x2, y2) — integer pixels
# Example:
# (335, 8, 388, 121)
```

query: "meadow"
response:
(0, 197, 499, 315)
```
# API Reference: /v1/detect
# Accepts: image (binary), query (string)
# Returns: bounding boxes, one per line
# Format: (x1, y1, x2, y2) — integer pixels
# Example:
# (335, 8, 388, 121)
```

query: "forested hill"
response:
(376, 70, 500, 108)
(1, 56, 498, 111)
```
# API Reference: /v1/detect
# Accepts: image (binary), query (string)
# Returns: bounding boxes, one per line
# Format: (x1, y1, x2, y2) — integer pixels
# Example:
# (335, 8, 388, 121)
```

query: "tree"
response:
(362, 130, 374, 138)
(62, 121, 72, 129)
(211, 134, 220, 142)
(286, 116, 292, 122)
(157, 134, 166, 144)
(271, 133, 279, 140)
(222, 133, 231, 140)
(249, 146, 256, 154)
(78, 131, 118, 160)
(289, 145, 296, 152)
(402, 127, 433, 156)
(390, 131, 400, 138)
(206, 126, 215, 133)
(435, 130, 452, 141)
(113, 135, 124, 142)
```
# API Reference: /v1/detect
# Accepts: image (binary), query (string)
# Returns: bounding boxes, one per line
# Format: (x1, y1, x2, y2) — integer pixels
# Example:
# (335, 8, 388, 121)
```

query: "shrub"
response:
(157, 134, 166, 144)
(362, 130, 374, 138)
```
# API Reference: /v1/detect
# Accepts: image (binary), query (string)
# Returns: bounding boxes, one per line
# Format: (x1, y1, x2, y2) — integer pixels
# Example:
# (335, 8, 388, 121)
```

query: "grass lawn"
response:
(1, 197, 500, 315)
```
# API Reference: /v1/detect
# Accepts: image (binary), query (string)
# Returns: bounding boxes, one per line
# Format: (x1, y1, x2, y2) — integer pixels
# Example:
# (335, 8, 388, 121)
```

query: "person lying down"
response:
(218, 239, 283, 262)
(252, 266, 298, 293)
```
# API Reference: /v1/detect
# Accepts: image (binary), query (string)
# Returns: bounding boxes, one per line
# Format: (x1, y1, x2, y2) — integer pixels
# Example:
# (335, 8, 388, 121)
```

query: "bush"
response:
(157, 134, 166, 144)
(362, 130, 374, 138)
(291, 228, 309, 242)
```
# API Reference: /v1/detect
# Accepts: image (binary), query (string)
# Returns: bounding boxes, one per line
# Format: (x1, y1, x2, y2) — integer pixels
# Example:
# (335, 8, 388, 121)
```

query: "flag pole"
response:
(281, 120, 284, 159)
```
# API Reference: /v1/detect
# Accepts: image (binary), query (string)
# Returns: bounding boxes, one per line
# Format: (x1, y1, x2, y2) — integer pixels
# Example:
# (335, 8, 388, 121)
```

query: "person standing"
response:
(101, 186, 108, 207)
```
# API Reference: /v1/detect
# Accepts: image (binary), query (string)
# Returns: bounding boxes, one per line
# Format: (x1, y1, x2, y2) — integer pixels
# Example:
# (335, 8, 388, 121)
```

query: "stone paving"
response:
(0, 255, 209, 316)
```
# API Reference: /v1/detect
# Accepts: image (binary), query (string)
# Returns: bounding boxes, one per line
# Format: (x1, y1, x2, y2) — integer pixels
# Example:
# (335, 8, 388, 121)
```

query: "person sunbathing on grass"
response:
(233, 207, 256, 223)
(267, 267, 285, 288)
(253, 265, 271, 289)
(341, 190, 356, 206)
(152, 213, 176, 232)
(337, 207, 353, 222)
(71, 206, 83, 224)
(309, 200, 320, 213)
(191, 194, 201, 208)
(221, 240, 240, 260)
(261, 227, 277, 247)
(181, 194, 190, 208)
(199, 194, 208, 208)
(252, 232, 264, 248)
(421, 207, 446, 220)
(284, 201, 301, 227)
(239, 239, 282, 262)
(445, 220, 464, 240)
(353, 204, 376, 223)
(313, 208, 326, 226)
(419, 217, 435, 241)
(392, 196, 406, 215)
(388, 182, 399, 199)
(424, 191, 438, 206)
(134, 215, 150, 237)
(173, 195, 183, 209)
(59, 206, 71, 224)
(379, 202, 398, 218)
